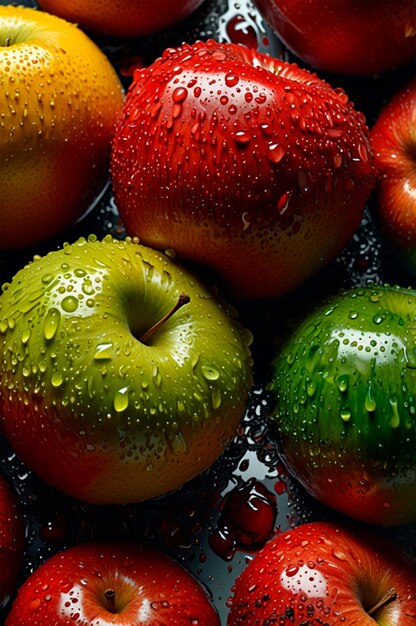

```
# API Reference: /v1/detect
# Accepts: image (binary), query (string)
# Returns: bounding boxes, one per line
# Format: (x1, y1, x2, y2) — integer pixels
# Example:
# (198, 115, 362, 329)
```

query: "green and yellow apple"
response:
(269, 284, 416, 526)
(0, 236, 253, 504)
(0, 6, 123, 250)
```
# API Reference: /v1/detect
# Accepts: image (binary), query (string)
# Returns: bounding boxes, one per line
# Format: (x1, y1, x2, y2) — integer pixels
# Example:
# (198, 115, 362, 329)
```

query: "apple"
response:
(253, 0, 416, 75)
(111, 40, 376, 299)
(37, 0, 207, 38)
(0, 5, 123, 250)
(227, 521, 416, 625)
(0, 472, 25, 610)
(5, 540, 221, 625)
(370, 79, 416, 276)
(0, 235, 253, 504)
(269, 284, 416, 526)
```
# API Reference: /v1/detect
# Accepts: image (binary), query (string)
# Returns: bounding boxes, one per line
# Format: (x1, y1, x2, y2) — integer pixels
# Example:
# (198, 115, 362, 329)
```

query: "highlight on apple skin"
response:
(0, 5, 123, 250)
(111, 39, 376, 300)
(0, 235, 253, 505)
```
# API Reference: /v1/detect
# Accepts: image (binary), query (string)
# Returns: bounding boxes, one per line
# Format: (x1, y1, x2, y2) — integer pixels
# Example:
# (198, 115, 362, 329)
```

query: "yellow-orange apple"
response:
(0, 6, 123, 250)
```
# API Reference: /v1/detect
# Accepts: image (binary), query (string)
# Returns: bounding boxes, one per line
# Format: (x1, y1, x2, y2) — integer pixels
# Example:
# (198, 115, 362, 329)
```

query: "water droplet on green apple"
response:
(61, 295, 78, 313)
(51, 372, 63, 388)
(201, 365, 220, 381)
(390, 395, 400, 428)
(340, 409, 351, 422)
(43, 307, 61, 341)
(94, 342, 113, 360)
(212, 388, 221, 409)
(114, 387, 129, 412)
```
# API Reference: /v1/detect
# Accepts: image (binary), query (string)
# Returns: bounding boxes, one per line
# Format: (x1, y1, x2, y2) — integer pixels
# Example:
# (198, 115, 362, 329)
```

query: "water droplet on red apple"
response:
(267, 142, 285, 164)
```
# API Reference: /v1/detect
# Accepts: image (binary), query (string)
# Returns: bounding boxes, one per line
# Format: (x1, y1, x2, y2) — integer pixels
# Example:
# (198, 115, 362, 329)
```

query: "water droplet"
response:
(61, 295, 78, 313)
(172, 86, 188, 103)
(365, 383, 376, 412)
(114, 387, 129, 412)
(340, 409, 351, 422)
(201, 365, 220, 381)
(390, 395, 400, 428)
(94, 342, 113, 360)
(51, 372, 63, 388)
(43, 308, 61, 341)
(267, 142, 285, 164)
(212, 388, 222, 409)
(234, 130, 252, 145)
(225, 72, 239, 87)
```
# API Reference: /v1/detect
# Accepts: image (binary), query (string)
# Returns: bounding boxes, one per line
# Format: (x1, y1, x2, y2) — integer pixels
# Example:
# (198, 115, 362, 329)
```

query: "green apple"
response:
(0, 235, 253, 504)
(269, 284, 416, 526)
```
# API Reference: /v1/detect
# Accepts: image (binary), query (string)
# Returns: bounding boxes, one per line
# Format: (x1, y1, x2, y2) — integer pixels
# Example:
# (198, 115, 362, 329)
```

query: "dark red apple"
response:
(6, 541, 221, 625)
(370, 79, 416, 275)
(253, 0, 416, 75)
(0, 472, 24, 610)
(111, 40, 375, 299)
(228, 521, 416, 625)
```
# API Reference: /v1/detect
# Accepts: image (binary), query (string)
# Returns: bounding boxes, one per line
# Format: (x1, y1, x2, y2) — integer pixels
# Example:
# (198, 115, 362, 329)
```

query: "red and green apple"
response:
(111, 39, 376, 299)
(228, 521, 416, 625)
(0, 5, 123, 250)
(6, 540, 221, 625)
(253, 0, 416, 75)
(0, 236, 253, 504)
(370, 79, 416, 276)
(269, 284, 416, 526)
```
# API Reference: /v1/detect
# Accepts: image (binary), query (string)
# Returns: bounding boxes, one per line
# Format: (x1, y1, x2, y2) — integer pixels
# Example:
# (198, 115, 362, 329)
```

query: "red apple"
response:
(370, 79, 416, 276)
(253, 0, 416, 75)
(37, 0, 207, 38)
(228, 521, 416, 625)
(0, 472, 25, 610)
(111, 40, 375, 299)
(0, 5, 123, 250)
(6, 541, 220, 625)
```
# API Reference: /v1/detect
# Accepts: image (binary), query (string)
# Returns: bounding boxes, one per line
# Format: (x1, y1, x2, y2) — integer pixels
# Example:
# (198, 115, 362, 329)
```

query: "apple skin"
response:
(0, 6, 123, 250)
(0, 472, 25, 610)
(370, 80, 416, 276)
(5, 540, 221, 625)
(111, 40, 376, 300)
(37, 0, 206, 38)
(253, 0, 416, 76)
(0, 235, 253, 504)
(269, 284, 416, 526)
(227, 521, 416, 625)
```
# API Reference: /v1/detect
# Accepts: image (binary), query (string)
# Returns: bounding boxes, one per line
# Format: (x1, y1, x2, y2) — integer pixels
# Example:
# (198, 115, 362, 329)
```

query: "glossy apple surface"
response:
(111, 40, 375, 299)
(37, 0, 206, 38)
(0, 236, 253, 504)
(254, 0, 416, 75)
(6, 540, 220, 625)
(0, 6, 123, 250)
(0, 472, 24, 610)
(269, 284, 416, 526)
(370, 80, 416, 276)
(228, 521, 416, 625)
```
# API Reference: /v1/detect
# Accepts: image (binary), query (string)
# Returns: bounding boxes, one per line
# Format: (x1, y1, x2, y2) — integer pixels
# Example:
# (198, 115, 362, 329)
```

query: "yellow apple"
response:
(0, 6, 123, 250)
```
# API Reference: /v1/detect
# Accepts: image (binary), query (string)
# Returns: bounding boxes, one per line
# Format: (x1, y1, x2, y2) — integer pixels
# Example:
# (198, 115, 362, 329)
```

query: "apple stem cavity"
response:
(104, 588, 117, 614)
(139, 292, 190, 344)
(367, 587, 397, 617)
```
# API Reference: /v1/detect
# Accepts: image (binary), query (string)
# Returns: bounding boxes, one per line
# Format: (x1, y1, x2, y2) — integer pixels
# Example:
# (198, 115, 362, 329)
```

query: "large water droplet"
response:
(43, 308, 61, 341)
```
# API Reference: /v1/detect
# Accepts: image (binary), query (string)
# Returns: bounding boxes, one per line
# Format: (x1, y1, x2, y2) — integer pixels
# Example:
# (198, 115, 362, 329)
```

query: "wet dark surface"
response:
(0, 1, 415, 624)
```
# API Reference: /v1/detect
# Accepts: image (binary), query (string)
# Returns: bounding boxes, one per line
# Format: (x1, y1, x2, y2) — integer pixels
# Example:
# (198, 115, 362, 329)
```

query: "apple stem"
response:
(367, 588, 397, 617)
(5, 36, 11, 47)
(104, 588, 117, 614)
(139, 292, 190, 343)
